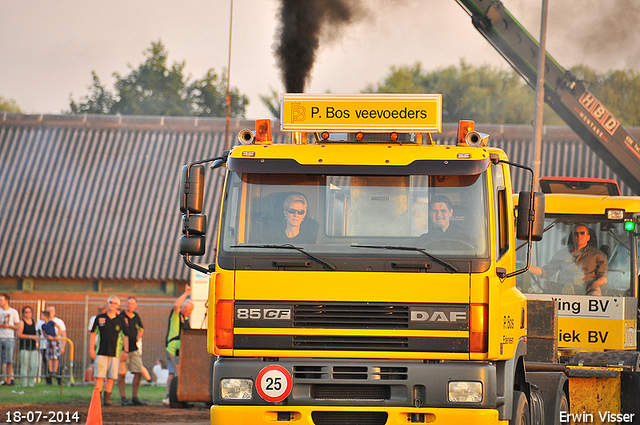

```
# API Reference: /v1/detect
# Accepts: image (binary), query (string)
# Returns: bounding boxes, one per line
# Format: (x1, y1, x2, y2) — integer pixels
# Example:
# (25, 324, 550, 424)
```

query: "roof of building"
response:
(1, 113, 636, 282)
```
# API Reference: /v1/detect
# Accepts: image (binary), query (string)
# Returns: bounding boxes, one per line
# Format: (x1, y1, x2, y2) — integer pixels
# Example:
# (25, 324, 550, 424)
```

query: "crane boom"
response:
(456, 0, 640, 194)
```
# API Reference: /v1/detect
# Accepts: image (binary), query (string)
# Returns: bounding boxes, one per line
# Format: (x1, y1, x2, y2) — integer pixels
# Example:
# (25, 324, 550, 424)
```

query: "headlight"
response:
(220, 378, 253, 400)
(448, 381, 483, 403)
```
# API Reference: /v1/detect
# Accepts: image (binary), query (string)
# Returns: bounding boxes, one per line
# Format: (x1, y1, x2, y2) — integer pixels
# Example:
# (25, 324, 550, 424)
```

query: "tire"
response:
(558, 392, 569, 425)
(510, 390, 530, 425)
(169, 376, 184, 408)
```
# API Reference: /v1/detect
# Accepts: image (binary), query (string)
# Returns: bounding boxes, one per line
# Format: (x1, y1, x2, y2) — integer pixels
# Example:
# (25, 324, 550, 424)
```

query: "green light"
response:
(624, 221, 635, 231)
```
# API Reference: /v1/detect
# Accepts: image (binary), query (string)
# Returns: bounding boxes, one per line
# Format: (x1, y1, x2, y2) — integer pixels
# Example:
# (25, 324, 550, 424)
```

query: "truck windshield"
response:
(520, 218, 636, 296)
(218, 171, 490, 270)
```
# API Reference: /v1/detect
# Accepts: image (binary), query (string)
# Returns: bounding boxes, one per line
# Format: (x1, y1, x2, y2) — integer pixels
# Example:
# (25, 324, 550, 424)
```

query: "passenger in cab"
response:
(277, 194, 318, 244)
(529, 224, 608, 295)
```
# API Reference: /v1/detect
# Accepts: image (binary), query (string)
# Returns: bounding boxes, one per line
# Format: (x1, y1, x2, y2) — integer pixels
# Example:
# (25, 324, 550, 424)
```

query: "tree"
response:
(69, 72, 114, 114)
(364, 60, 564, 125)
(0, 96, 21, 113)
(189, 69, 248, 118)
(69, 40, 249, 117)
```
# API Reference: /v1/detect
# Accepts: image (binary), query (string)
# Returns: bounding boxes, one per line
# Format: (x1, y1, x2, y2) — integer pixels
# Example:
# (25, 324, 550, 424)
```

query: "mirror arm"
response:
(182, 254, 214, 275)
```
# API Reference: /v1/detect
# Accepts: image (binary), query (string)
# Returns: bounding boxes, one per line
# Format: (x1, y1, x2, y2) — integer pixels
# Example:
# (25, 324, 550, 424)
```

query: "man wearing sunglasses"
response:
(529, 224, 608, 295)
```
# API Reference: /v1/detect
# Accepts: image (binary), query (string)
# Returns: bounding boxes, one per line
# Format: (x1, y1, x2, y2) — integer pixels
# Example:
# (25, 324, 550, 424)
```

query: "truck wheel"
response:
(169, 376, 184, 408)
(559, 392, 569, 425)
(510, 390, 530, 425)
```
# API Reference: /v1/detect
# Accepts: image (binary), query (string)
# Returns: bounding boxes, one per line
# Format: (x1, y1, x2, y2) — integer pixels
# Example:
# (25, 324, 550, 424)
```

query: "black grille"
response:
(293, 365, 327, 379)
(333, 366, 368, 380)
(311, 412, 388, 425)
(293, 303, 409, 328)
(312, 384, 391, 400)
(371, 366, 408, 380)
(293, 335, 409, 350)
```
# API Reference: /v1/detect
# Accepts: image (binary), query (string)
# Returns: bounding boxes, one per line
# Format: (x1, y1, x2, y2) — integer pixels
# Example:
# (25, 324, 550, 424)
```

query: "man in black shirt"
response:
(90, 296, 129, 407)
(117, 297, 146, 406)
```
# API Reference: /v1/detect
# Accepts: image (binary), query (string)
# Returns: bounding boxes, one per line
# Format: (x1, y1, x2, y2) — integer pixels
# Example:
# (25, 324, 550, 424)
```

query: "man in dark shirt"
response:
(117, 297, 146, 406)
(418, 195, 464, 244)
(530, 224, 608, 295)
(90, 296, 129, 407)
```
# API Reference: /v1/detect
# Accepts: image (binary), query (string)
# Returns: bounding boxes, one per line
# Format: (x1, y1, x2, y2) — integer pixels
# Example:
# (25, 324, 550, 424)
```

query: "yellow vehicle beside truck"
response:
(178, 94, 561, 424)
(517, 178, 640, 423)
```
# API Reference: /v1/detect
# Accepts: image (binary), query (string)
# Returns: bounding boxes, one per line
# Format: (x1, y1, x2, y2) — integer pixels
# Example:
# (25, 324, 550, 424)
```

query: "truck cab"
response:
(518, 179, 640, 353)
(180, 94, 545, 424)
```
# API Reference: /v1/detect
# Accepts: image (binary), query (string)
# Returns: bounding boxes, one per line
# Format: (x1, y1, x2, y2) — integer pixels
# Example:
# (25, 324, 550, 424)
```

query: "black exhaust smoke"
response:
(275, 0, 361, 93)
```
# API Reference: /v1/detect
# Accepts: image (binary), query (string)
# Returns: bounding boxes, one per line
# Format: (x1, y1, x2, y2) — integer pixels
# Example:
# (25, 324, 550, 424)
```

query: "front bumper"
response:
(210, 405, 505, 424)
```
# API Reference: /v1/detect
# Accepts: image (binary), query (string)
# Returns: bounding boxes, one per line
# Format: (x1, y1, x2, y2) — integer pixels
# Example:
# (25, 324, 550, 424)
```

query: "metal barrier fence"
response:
(0, 336, 75, 386)
(4, 297, 177, 385)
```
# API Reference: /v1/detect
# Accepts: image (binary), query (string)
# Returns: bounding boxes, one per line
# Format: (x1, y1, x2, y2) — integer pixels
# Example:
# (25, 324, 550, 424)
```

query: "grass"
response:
(0, 382, 168, 406)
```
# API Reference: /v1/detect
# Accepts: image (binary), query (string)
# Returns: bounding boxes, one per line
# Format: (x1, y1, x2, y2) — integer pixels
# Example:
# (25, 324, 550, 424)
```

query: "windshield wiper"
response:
(350, 244, 459, 273)
(231, 244, 337, 271)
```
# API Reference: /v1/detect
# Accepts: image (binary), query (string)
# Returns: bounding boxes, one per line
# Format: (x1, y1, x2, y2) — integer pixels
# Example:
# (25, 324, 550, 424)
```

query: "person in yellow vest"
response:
(162, 285, 193, 406)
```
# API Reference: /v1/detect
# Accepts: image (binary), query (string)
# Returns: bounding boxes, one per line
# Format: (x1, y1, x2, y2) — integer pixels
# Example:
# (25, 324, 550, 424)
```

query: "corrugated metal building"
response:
(1, 113, 637, 295)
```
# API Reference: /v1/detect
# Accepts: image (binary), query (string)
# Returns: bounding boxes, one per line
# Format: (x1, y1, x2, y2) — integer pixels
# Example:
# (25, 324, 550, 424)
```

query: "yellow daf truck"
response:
(179, 94, 550, 424)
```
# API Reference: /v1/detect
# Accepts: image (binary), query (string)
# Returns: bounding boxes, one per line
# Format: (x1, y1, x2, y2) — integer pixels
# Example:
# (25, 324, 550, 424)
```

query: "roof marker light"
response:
(606, 209, 625, 220)
(457, 120, 475, 146)
(255, 119, 272, 144)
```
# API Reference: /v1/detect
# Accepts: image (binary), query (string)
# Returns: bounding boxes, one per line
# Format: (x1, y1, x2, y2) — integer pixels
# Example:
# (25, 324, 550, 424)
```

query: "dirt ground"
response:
(2, 403, 210, 425)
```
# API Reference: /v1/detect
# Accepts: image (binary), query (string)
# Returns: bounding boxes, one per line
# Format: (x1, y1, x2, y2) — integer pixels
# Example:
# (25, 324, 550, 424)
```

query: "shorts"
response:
(46, 341, 60, 361)
(118, 350, 143, 375)
(94, 355, 120, 380)
(166, 351, 179, 376)
(0, 338, 15, 365)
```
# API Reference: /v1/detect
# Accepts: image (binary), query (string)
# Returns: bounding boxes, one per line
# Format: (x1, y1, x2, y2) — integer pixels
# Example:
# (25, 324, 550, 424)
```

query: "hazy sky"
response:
(1, 0, 638, 119)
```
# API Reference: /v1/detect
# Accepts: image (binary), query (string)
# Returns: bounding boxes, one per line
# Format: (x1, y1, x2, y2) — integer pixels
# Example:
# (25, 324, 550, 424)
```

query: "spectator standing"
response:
(117, 297, 147, 406)
(46, 306, 67, 385)
(16, 306, 39, 387)
(36, 305, 67, 385)
(0, 294, 20, 386)
(163, 285, 193, 406)
(40, 311, 63, 384)
(90, 296, 129, 407)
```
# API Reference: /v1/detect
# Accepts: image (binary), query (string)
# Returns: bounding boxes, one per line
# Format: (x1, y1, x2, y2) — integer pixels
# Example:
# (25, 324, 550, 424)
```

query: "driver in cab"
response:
(529, 224, 608, 295)
(418, 195, 463, 242)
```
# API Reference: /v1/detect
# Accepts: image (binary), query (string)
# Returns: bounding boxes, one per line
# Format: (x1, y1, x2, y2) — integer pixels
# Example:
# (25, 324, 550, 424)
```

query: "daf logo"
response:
(410, 310, 467, 322)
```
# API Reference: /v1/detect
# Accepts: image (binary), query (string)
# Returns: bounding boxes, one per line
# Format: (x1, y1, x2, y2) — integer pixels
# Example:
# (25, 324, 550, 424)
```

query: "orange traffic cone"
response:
(87, 387, 103, 425)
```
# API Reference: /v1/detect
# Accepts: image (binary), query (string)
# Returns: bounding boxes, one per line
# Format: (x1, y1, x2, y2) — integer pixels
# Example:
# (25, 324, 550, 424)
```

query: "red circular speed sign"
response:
(256, 365, 292, 402)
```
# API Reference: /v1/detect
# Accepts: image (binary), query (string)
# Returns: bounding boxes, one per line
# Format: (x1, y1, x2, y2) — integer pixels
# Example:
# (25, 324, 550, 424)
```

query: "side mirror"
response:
(180, 164, 205, 214)
(180, 235, 205, 256)
(516, 191, 545, 241)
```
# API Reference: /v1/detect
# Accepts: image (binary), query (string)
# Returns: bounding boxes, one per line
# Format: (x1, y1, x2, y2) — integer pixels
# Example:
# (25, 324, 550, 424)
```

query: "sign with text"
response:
(280, 94, 442, 133)
(525, 294, 637, 350)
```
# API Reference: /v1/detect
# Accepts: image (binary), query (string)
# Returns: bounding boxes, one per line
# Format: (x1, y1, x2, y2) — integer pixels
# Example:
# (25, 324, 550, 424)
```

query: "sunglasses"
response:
(573, 231, 588, 236)
(286, 208, 306, 215)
